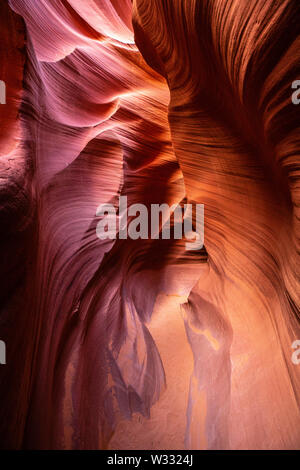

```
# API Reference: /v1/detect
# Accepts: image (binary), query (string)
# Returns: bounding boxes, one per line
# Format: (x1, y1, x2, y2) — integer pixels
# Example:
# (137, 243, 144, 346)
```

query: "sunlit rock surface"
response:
(0, 0, 299, 450)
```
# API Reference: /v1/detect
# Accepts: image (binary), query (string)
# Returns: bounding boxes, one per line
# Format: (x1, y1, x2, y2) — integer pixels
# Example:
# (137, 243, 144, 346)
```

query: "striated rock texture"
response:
(0, 0, 299, 450)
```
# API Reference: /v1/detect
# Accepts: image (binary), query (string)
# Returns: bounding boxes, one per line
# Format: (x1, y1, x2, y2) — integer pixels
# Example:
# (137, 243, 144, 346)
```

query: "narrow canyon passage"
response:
(0, 0, 299, 450)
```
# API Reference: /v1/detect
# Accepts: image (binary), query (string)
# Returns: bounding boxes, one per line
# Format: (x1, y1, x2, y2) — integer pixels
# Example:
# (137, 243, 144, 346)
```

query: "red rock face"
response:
(0, 0, 299, 450)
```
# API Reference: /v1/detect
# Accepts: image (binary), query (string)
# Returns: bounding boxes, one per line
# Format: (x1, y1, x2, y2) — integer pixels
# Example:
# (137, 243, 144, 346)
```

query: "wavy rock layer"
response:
(0, 0, 299, 450)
